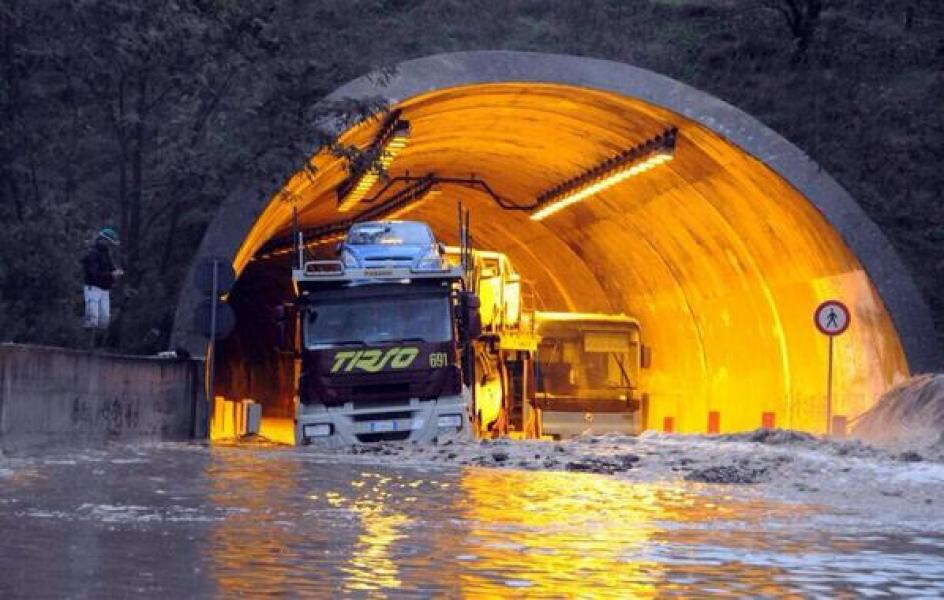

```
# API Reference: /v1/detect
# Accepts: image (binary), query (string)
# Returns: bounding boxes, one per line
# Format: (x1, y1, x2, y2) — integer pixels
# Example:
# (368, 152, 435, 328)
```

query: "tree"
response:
(761, 0, 824, 60)
(0, 0, 385, 350)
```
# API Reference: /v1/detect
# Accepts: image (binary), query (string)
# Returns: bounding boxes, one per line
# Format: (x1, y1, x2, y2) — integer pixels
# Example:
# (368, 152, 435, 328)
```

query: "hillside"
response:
(1, 0, 941, 359)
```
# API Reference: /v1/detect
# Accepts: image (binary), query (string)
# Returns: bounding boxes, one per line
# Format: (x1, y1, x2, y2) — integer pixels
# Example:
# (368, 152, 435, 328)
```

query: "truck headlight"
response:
(304, 423, 333, 438)
(437, 414, 463, 429)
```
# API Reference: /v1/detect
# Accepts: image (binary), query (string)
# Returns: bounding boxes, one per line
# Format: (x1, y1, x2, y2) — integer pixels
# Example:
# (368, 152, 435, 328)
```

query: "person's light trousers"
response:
(83, 285, 110, 330)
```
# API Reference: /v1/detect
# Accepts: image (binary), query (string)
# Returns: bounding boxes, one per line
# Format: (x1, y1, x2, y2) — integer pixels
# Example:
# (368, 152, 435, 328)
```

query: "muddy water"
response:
(1, 444, 942, 598)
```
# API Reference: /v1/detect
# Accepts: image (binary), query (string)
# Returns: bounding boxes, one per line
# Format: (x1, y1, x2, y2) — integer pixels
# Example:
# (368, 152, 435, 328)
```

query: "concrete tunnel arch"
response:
(172, 51, 940, 437)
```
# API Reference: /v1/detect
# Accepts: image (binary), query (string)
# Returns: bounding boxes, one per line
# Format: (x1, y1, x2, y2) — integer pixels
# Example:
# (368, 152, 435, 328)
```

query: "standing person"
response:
(81, 228, 123, 348)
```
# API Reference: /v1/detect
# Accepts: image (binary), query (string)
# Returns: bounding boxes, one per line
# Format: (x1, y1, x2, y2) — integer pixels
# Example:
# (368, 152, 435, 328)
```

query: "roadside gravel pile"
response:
(854, 374, 944, 459)
(717, 428, 891, 460)
(337, 426, 939, 479)
(683, 463, 770, 484)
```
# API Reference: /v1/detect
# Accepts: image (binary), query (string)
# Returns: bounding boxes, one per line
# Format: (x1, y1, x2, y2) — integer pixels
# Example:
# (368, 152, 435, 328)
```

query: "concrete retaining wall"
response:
(0, 344, 206, 454)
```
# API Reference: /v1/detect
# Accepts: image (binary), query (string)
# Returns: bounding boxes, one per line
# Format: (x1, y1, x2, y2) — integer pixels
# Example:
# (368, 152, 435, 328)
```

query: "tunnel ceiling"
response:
(178, 51, 940, 434)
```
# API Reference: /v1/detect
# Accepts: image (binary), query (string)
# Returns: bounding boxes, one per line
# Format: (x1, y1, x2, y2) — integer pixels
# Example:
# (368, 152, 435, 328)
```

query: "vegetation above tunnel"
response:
(1, 0, 941, 357)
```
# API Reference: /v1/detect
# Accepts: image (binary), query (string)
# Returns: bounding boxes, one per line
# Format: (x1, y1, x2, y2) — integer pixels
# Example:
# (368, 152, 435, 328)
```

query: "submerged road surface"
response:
(1, 442, 943, 597)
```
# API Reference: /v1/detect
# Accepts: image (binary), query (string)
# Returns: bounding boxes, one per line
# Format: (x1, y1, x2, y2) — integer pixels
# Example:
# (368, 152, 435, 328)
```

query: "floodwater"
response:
(1, 444, 943, 598)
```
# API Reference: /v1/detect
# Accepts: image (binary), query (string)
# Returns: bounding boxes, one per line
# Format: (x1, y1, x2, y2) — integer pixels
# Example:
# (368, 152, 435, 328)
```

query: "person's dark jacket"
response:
(81, 241, 116, 290)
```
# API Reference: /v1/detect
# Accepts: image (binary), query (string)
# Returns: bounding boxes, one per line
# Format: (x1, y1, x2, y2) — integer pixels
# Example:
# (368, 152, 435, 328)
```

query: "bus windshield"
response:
(537, 330, 634, 396)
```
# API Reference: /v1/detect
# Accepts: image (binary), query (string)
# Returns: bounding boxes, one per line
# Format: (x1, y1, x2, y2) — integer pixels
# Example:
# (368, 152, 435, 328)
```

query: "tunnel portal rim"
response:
(172, 50, 940, 373)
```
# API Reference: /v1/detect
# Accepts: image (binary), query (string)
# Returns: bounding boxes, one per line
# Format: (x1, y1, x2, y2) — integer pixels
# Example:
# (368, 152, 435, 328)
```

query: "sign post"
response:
(813, 300, 851, 435)
(209, 261, 218, 409)
(193, 257, 236, 418)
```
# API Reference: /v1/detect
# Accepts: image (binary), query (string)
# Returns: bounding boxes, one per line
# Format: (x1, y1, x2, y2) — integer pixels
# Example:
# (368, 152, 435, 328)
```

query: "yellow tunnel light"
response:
(530, 129, 676, 222)
(308, 232, 346, 247)
(337, 115, 412, 213)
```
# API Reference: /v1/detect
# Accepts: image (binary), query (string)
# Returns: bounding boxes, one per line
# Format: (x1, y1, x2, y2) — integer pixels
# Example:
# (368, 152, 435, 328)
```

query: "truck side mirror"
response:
(462, 292, 482, 341)
(640, 344, 652, 369)
(272, 303, 296, 353)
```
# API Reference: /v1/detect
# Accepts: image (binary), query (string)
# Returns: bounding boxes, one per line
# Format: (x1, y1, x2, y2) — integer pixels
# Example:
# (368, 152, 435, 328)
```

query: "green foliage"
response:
(1, 0, 942, 352)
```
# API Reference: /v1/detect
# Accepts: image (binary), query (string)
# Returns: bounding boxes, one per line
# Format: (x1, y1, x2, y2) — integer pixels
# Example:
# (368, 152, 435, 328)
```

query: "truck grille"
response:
(351, 383, 411, 398)
(352, 411, 413, 422)
(356, 431, 412, 443)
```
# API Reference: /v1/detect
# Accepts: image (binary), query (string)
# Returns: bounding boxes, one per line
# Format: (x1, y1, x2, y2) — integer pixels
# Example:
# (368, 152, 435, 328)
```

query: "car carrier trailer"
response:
(284, 218, 648, 445)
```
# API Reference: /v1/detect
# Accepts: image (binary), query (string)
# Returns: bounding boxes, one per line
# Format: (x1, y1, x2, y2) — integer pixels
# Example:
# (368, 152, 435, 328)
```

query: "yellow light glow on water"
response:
(343, 499, 409, 591)
(203, 452, 825, 595)
(443, 467, 810, 597)
(206, 448, 303, 595)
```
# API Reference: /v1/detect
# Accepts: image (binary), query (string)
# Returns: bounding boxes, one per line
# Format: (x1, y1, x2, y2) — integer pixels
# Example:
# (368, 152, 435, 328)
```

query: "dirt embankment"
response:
(853, 374, 944, 457)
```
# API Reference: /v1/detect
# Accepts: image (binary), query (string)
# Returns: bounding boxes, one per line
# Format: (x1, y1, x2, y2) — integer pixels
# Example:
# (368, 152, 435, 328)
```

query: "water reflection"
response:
(342, 473, 411, 593)
(203, 451, 823, 597)
(446, 468, 816, 597)
(182, 449, 944, 597)
(206, 447, 311, 595)
(452, 469, 665, 596)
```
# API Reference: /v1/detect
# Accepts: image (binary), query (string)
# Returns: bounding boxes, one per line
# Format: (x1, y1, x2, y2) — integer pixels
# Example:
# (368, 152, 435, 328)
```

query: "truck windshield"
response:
(306, 294, 452, 347)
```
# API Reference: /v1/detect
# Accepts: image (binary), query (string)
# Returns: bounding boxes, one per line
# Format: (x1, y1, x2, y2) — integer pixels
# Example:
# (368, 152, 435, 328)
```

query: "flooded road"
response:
(1, 443, 943, 597)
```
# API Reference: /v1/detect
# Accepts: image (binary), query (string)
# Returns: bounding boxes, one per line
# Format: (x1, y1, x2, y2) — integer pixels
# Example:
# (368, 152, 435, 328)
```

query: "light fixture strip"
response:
(529, 128, 677, 221)
(336, 112, 411, 213)
(264, 176, 436, 257)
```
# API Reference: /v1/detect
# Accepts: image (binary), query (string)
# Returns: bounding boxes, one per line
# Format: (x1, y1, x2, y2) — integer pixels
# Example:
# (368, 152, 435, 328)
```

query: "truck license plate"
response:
(369, 420, 396, 433)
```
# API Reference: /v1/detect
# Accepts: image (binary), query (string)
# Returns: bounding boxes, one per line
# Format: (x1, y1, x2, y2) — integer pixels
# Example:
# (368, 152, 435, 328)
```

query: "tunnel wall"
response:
(0, 344, 205, 454)
(172, 51, 940, 435)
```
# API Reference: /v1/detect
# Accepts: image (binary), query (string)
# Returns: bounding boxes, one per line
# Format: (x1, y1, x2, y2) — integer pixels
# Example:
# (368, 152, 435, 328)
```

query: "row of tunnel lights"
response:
(334, 111, 677, 223)
(258, 114, 678, 260)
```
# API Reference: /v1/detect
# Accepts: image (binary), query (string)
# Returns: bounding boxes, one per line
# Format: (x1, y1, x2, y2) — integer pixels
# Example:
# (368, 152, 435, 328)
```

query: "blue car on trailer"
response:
(338, 220, 445, 270)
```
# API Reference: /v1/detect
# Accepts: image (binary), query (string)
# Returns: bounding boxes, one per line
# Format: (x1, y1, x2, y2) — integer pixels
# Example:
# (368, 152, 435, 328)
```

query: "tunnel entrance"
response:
(173, 52, 938, 442)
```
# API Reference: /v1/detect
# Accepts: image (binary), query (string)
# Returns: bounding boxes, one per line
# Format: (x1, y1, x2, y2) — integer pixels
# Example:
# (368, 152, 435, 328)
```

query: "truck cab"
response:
(291, 239, 479, 447)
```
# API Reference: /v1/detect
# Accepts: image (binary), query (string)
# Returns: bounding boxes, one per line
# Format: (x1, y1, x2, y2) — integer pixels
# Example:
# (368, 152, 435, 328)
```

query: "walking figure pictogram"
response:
(826, 308, 839, 330)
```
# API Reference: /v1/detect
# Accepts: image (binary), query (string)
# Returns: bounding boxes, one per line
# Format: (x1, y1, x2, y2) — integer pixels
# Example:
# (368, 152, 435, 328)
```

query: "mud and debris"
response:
(854, 374, 944, 457)
(565, 453, 640, 474)
(684, 464, 768, 484)
(313, 426, 944, 527)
